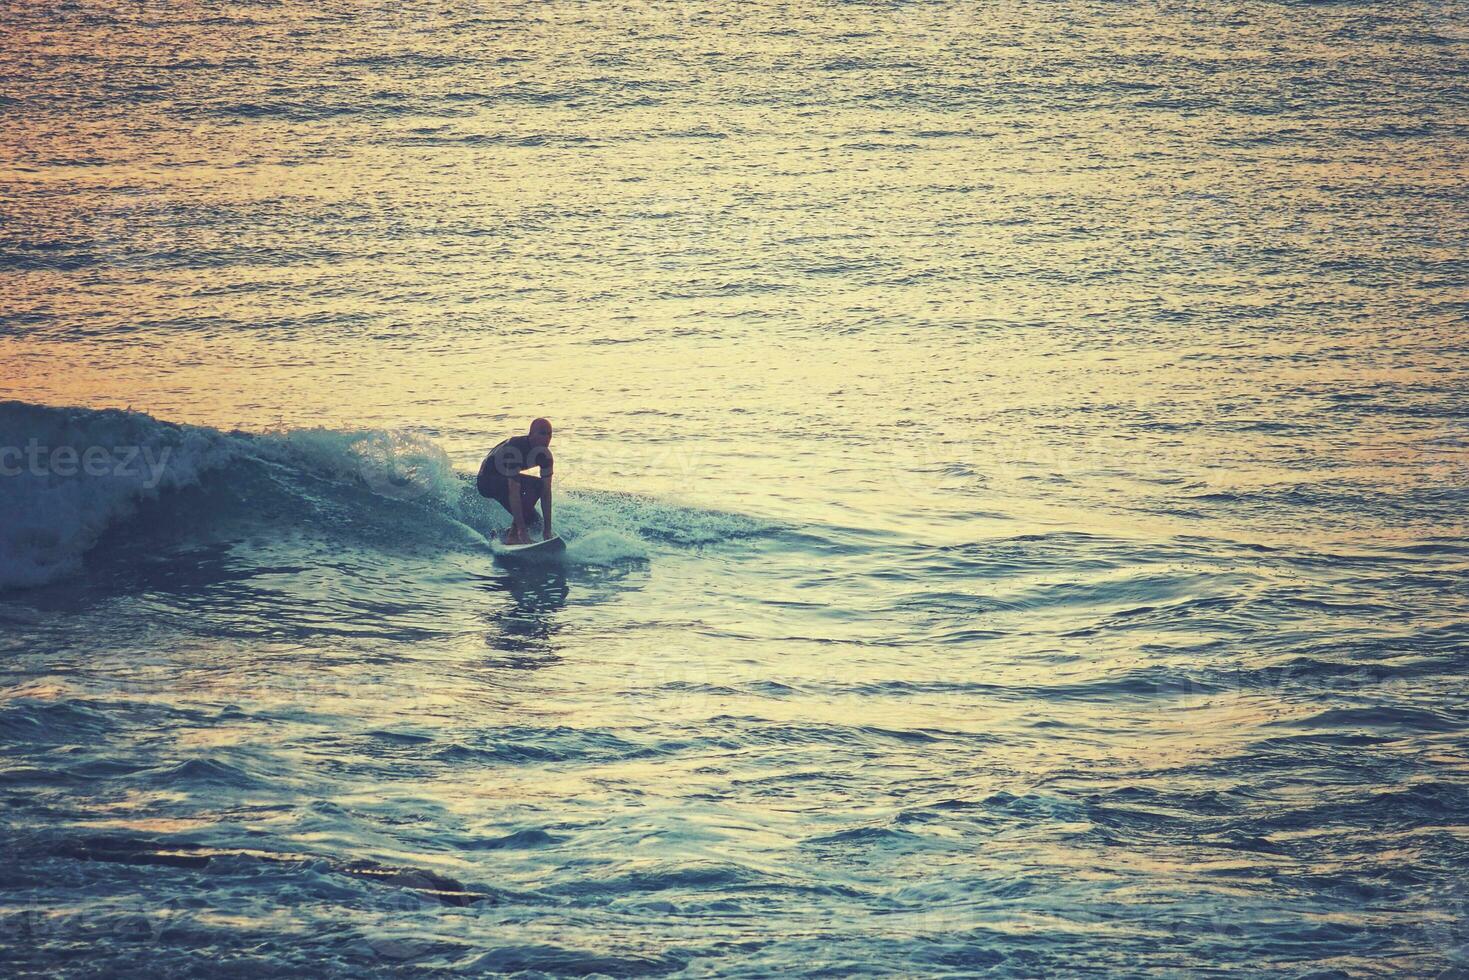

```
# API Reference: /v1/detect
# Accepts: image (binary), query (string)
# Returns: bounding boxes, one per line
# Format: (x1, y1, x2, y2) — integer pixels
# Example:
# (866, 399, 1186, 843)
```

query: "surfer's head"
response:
(529, 417, 553, 447)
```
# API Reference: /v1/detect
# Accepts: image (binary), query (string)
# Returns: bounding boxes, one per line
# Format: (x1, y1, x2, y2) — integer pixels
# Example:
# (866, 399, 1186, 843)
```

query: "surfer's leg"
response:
(482, 478, 512, 514)
(478, 465, 506, 508)
(518, 475, 543, 525)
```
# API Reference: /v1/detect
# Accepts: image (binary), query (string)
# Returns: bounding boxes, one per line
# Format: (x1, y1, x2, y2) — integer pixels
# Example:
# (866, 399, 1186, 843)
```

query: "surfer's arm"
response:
(540, 474, 553, 540)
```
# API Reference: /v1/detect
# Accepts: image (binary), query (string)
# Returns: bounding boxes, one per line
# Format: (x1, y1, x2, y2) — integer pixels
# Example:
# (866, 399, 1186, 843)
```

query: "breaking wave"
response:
(0, 401, 768, 590)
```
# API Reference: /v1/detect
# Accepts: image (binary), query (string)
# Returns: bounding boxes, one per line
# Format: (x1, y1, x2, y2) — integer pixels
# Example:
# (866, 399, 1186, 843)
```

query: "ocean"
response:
(1, 0, 1467, 975)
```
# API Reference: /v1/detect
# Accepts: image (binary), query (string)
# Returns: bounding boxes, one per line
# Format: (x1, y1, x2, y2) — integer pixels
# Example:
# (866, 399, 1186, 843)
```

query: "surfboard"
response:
(492, 534, 566, 562)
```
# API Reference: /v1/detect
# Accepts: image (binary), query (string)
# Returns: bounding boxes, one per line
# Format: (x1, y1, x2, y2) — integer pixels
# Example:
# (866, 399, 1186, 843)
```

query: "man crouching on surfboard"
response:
(477, 418, 554, 545)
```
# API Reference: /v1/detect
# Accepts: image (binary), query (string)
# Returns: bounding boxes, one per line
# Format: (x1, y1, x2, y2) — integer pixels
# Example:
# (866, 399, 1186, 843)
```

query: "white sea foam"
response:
(262, 427, 464, 507)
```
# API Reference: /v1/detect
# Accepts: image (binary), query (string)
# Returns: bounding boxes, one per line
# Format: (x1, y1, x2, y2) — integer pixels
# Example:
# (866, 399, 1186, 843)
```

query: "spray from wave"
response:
(0, 401, 768, 591)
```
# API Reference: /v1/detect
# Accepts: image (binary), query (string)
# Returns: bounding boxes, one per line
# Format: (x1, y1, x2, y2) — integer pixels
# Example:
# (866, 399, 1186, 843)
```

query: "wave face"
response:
(0, 401, 243, 588)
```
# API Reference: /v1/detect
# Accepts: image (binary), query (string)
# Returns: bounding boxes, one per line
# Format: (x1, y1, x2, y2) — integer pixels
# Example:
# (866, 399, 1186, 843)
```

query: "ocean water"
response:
(2, 0, 1468, 975)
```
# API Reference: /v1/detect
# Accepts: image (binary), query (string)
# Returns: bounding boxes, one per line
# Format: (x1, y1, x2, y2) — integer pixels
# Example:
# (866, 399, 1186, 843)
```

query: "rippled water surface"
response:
(2, 0, 1467, 975)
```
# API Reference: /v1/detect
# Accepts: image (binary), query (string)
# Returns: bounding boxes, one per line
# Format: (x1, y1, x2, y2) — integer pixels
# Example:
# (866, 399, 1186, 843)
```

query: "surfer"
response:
(477, 418, 555, 545)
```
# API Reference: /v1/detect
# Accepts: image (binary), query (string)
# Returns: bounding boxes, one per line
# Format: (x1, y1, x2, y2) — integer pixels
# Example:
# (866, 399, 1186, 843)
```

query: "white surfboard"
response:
(491, 534, 566, 562)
